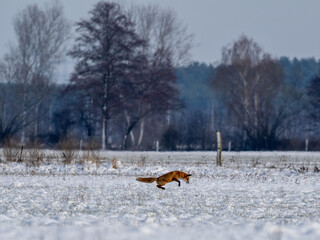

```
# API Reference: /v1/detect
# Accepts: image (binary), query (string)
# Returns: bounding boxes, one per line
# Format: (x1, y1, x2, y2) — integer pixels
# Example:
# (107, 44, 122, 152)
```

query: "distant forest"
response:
(176, 57, 320, 151)
(1, 1, 320, 151)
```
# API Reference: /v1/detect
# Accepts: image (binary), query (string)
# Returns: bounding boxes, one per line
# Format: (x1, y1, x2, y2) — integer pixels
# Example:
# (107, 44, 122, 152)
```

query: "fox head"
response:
(182, 173, 192, 183)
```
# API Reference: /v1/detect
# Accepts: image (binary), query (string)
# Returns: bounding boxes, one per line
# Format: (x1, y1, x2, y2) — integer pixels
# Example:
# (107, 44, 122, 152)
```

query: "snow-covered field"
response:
(0, 151, 320, 239)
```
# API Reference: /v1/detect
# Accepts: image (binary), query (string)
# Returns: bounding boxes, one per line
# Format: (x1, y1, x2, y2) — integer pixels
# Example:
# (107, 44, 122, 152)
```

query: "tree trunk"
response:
(34, 102, 39, 138)
(130, 131, 135, 146)
(125, 111, 135, 146)
(138, 119, 145, 147)
(254, 93, 259, 140)
(122, 121, 138, 150)
(49, 103, 53, 132)
(102, 115, 107, 150)
(102, 72, 108, 150)
(122, 133, 128, 150)
(21, 91, 27, 144)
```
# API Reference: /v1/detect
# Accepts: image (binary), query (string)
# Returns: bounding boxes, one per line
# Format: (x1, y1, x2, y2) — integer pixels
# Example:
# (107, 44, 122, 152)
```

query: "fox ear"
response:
(187, 174, 192, 176)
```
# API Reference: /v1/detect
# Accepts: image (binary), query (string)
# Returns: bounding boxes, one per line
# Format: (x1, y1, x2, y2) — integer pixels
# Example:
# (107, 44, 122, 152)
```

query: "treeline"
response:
(1, 1, 320, 151)
(176, 55, 320, 151)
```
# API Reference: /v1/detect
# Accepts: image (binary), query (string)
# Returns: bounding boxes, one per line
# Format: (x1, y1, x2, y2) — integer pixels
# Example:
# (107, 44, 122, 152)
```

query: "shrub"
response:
(83, 151, 101, 166)
(59, 138, 78, 165)
(27, 140, 46, 167)
(3, 139, 23, 162)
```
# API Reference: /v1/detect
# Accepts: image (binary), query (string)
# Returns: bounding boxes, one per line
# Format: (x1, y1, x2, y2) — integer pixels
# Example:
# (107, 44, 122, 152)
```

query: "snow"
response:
(0, 151, 320, 239)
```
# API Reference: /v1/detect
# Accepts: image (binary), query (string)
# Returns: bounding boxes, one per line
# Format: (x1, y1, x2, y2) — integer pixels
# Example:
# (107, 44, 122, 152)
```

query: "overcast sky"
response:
(1, 0, 320, 65)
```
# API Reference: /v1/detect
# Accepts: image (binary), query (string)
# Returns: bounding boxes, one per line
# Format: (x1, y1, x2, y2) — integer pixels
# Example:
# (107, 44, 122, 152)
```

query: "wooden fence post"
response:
(216, 131, 222, 166)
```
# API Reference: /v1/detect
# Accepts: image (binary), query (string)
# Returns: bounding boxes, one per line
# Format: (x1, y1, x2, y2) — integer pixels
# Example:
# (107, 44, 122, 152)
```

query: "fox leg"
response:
(172, 178, 181, 187)
(157, 185, 165, 190)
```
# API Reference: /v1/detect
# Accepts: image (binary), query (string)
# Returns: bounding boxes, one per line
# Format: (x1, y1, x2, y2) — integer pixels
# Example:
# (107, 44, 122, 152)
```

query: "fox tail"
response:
(136, 177, 157, 183)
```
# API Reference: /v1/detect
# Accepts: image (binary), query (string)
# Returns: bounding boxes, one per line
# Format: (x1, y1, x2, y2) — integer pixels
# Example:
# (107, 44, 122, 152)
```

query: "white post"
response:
(305, 139, 309, 151)
(102, 117, 106, 150)
(80, 140, 83, 151)
(156, 141, 159, 152)
(216, 131, 222, 166)
(228, 141, 231, 152)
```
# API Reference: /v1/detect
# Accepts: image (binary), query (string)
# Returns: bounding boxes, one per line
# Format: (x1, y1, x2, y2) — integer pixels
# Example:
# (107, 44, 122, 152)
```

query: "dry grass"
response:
(3, 139, 23, 162)
(112, 157, 118, 169)
(59, 138, 78, 165)
(83, 151, 102, 166)
(27, 141, 46, 167)
(136, 155, 146, 167)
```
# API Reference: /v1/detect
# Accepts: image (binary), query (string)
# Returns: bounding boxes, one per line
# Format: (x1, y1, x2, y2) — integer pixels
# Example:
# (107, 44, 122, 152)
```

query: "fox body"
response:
(136, 171, 192, 190)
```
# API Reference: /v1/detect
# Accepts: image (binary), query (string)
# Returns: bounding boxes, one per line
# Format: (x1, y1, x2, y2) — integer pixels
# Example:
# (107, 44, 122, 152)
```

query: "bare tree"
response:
(119, 3, 193, 148)
(128, 3, 193, 66)
(121, 48, 182, 149)
(211, 35, 290, 149)
(0, 0, 70, 143)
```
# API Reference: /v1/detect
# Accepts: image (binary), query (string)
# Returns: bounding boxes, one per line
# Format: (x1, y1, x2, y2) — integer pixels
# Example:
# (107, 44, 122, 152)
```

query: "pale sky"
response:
(1, 0, 320, 65)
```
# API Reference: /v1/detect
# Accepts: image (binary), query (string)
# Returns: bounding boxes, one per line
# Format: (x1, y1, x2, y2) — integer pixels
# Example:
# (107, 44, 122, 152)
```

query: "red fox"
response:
(136, 171, 192, 190)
